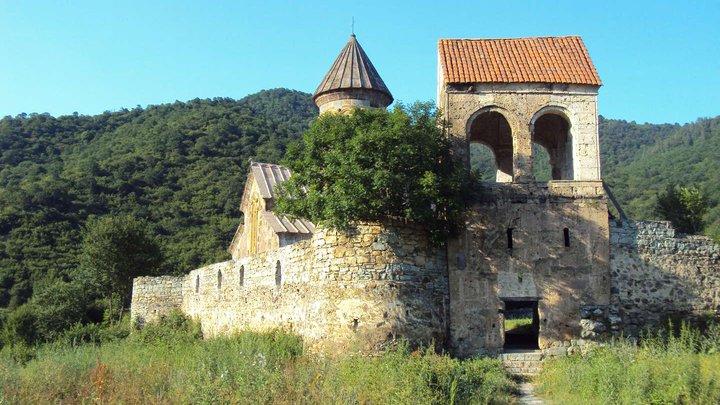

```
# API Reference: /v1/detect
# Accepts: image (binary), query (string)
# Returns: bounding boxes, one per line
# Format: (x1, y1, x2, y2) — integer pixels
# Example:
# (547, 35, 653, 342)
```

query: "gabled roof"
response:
(244, 161, 315, 235)
(313, 34, 393, 102)
(438, 36, 602, 86)
(250, 161, 292, 199)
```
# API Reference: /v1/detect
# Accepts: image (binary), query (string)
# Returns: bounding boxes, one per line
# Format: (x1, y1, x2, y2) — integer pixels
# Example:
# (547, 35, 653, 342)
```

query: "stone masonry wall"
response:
(132, 223, 448, 354)
(610, 220, 720, 335)
(130, 275, 184, 326)
(447, 181, 610, 357)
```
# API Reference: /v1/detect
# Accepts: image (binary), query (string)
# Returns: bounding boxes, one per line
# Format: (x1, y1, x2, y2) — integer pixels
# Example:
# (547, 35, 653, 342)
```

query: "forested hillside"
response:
(601, 116, 720, 239)
(0, 89, 317, 313)
(0, 88, 718, 329)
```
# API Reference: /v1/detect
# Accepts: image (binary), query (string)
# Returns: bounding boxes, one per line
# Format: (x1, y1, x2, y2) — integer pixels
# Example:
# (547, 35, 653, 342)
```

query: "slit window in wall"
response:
(506, 228, 514, 249)
(217, 270, 222, 289)
(563, 228, 570, 247)
(275, 261, 282, 287)
(239, 265, 245, 287)
(195, 275, 200, 293)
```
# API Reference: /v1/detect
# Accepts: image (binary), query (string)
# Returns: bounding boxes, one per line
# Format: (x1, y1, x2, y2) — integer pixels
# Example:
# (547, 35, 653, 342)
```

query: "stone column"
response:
(513, 124, 533, 182)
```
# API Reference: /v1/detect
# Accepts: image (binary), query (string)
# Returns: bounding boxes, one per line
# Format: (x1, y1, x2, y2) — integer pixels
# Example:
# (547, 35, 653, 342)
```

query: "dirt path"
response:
(517, 380, 545, 405)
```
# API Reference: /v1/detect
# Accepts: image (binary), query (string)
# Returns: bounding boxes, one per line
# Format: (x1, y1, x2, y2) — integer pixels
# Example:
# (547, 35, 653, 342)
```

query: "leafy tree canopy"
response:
(275, 103, 475, 241)
(655, 184, 709, 234)
(77, 215, 164, 316)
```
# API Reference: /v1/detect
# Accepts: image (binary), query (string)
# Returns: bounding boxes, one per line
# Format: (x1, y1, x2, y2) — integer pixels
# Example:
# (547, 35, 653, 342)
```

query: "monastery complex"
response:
(132, 35, 720, 362)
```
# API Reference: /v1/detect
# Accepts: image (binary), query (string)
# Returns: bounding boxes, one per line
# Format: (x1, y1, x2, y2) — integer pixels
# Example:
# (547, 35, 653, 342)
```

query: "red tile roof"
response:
(438, 36, 601, 86)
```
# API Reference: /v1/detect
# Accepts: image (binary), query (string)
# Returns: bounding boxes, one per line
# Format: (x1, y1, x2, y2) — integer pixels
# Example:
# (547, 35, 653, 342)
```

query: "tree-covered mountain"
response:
(601, 116, 720, 239)
(0, 87, 718, 322)
(0, 89, 317, 312)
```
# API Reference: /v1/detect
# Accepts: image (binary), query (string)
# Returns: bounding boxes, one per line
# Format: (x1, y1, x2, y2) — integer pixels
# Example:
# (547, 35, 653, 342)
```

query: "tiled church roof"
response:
(438, 36, 602, 86)
(313, 34, 393, 102)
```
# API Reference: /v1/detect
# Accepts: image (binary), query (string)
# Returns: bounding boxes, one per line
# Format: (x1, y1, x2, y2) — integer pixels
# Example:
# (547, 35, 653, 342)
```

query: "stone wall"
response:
(610, 220, 720, 335)
(315, 89, 393, 114)
(132, 222, 448, 354)
(130, 275, 184, 326)
(447, 181, 610, 357)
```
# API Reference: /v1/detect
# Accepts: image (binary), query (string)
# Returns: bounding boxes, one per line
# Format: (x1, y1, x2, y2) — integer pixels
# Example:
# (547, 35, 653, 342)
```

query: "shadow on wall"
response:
(610, 220, 720, 336)
(448, 181, 612, 356)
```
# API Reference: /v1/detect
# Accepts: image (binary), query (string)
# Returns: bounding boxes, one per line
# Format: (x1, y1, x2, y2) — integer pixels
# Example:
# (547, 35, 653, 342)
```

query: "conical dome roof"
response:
(313, 35, 393, 106)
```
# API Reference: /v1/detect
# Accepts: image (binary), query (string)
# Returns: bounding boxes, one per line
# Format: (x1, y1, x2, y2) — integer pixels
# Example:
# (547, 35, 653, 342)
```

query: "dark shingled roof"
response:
(313, 34, 393, 102)
(438, 36, 602, 86)
(247, 161, 315, 235)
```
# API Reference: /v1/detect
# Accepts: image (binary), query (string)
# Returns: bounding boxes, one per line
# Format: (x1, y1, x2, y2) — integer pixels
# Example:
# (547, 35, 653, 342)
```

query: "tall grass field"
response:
(536, 322, 720, 405)
(0, 313, 516, 404)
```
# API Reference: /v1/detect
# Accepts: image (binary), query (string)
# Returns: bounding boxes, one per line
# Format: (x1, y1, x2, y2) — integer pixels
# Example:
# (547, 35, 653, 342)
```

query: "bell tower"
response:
(437, 36, 611, 357)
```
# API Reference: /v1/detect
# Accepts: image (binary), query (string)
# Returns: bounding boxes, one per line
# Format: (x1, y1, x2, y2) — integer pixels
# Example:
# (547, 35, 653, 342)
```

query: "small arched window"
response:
(217, 270, 223, 289)
(195, 275, 200, 293)
(239, 265, 245, 287)
(275, 261, 282, 288)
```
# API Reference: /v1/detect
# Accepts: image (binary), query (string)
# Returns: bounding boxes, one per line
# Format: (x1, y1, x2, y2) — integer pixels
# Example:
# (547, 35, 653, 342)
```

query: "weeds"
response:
(536, 321, 720, 405)
(0, 314, 516, 404)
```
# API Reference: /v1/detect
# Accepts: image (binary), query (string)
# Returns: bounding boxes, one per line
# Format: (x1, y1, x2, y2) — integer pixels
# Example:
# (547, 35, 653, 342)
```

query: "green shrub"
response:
(130, 309, 202, 345)
(2, 304, 38, 346)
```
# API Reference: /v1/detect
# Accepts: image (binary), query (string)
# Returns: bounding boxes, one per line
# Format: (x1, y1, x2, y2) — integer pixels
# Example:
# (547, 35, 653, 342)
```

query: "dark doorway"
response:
(503, 300, 539, 350)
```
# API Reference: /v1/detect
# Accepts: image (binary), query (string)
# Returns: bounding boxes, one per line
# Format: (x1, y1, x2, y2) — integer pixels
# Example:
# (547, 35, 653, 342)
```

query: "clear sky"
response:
(1, 0, 718, 124)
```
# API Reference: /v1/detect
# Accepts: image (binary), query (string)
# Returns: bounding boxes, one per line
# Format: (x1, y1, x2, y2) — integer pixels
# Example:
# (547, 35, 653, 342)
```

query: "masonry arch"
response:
(531, 106, 574, 181)
(466, 107, 515, 182)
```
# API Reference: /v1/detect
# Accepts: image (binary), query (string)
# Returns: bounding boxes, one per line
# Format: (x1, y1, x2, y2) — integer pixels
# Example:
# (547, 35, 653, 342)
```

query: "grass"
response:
(504, 317, 533, 334)
(0, 313, 517, 404)
(535, 322, 720, 405)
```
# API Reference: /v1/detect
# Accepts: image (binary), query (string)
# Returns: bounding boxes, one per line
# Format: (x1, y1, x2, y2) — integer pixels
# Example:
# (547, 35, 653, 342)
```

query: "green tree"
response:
(2, 303, 38, 346)
(275, 103, 474, 241)
(78, 216, 163, 322)
(655, 184, 709, 234)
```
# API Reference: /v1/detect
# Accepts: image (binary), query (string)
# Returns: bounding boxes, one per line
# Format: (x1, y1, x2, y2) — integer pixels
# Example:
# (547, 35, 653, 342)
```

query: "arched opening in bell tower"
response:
(468, 111, 514, 183)
(531, 111, 573, 181)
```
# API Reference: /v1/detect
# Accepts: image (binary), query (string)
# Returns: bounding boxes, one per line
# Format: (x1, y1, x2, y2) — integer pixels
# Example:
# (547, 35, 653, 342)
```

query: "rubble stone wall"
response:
(131, 223, 448, 354)
(130, 275, 184, 326)
(447, 181, 611, 357)
(610, 220, 720, 335)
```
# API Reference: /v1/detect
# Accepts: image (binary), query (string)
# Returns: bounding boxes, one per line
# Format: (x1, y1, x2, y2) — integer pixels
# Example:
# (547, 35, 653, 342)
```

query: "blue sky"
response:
(1, 1, 718, 124)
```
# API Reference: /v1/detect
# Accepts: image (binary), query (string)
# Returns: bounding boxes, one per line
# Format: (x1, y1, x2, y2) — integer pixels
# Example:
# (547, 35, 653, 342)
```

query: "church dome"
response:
(313, 34, 393, 114)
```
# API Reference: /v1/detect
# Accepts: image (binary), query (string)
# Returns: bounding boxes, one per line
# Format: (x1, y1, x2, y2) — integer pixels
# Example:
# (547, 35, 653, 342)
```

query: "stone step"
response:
(502, 351, 544, 376)
(501, 352, 543, 362)
(505, 365, 542, 371)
